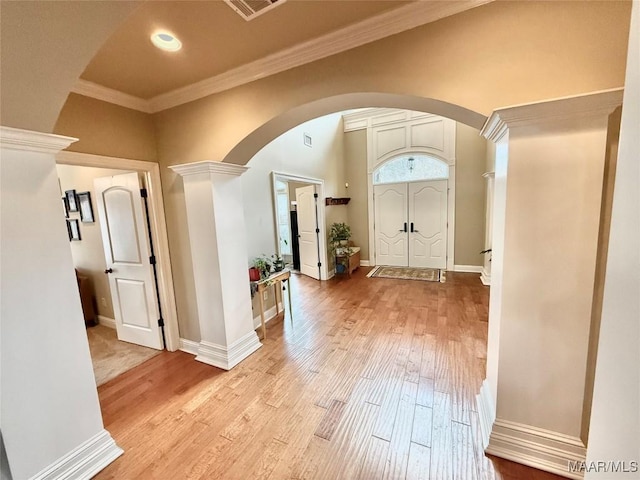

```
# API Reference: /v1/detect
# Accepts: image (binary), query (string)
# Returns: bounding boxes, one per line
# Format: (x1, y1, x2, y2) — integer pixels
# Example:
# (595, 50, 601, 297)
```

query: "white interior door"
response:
(295, 185, 320, 280)
(374, 183, 409, 266)
(409, 180, 448, 268)
(94, 172, 163, 350)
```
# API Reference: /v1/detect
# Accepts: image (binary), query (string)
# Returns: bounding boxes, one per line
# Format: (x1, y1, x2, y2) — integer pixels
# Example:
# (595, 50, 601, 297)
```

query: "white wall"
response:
(56, 164, 130, 320)
(586, 2, 640, 477)
(242, 112, 347, 261)
(1, 144, 106, 479)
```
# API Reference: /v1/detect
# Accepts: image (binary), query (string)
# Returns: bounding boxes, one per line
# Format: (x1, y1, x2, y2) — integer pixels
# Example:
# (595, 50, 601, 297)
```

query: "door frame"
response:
(270, 171, 329, 280)
(368, 151, 456, 271)
(56, 151, 180, 352)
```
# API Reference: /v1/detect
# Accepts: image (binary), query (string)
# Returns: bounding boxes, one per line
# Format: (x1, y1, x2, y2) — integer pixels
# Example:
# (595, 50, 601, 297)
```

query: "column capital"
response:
(170, 160, 248, 178)
(481, 88, 623, 142)
(0, 126, 77, 154)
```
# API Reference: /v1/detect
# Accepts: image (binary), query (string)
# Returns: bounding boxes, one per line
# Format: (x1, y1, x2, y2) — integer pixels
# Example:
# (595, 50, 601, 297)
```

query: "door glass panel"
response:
(373, 155, 448, 185)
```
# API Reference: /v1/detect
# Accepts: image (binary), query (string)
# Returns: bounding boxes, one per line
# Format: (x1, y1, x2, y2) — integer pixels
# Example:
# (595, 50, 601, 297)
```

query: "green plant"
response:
(328, 222, 352, 257)
(271, 253, 285, 272)
(252, 256, 272, 280)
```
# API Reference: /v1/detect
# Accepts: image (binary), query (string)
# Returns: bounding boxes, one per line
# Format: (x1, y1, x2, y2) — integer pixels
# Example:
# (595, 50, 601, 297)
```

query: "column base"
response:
(486, 419, 586, 479)
(31, 430, 123, 480)
(195, 330, 262, 370)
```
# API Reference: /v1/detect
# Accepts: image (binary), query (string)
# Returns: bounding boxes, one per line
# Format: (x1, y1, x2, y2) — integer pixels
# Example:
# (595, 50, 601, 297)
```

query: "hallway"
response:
(95, 270, 563, 479)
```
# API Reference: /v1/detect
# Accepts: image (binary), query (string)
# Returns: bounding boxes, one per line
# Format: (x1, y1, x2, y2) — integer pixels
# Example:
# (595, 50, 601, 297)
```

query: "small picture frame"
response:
(65, 189, 78, 212)
(77, 191, 94, 223)
(62, 196, 69, 218)
(67, 219, 81, 241)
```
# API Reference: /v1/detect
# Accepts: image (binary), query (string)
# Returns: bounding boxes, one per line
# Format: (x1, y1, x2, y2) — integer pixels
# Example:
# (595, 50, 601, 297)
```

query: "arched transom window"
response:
(373, 154, 449, 185)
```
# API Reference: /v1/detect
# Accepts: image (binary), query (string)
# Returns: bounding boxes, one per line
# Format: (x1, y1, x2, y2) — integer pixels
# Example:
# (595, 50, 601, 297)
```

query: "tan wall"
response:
(54, 94, 158, 162)
(56, 164, 131, 320)
(344, 129, 369, 260)
(454, 123, 487, 266)
(153, 1, 630, 167)
(0, 1, 138, 132)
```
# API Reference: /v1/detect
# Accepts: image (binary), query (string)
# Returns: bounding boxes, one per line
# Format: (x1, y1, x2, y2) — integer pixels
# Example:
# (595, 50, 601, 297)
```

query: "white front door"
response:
(94, 172, 163, 350)
(374, 180, 448, 269)
(295, 185, 320, 280)
(409, 180, 448, 269)
(374, 183, 409, 266)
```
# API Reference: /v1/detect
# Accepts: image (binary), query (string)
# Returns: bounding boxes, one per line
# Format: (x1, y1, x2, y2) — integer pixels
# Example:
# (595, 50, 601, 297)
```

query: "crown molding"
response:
(71, 80, 153, 113)
(170, 160, 249, 177)
(0, 126, 77, 154)
(73, 0, 492, 114)
(482, 88, 624, 141)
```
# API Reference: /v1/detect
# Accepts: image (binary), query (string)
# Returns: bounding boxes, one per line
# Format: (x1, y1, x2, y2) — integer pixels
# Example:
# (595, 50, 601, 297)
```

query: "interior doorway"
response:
(374, 180, 448, 268)
(56, 152, 180, 385)
(271, 172, 329, 281)
(371, 154, 453, 269)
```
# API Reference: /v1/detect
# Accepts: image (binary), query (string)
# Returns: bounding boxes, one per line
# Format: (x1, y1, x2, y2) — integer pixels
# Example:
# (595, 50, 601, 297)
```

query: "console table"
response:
(256, 269, 293, 339)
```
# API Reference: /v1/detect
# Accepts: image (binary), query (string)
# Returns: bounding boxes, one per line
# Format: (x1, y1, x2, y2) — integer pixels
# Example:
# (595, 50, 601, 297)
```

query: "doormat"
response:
(366, 266, 446, 283)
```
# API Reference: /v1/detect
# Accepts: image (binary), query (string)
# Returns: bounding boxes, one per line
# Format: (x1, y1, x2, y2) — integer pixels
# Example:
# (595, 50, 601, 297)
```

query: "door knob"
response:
(104, 268, 113, 274)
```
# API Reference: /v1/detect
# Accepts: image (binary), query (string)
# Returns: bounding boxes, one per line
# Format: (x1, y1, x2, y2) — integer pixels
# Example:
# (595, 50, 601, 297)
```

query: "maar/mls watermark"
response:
(568, 460, 639, 474)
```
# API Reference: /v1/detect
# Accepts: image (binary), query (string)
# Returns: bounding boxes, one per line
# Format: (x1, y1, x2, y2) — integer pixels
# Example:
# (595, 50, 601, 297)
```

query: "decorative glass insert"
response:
(373, 155, 449, 185)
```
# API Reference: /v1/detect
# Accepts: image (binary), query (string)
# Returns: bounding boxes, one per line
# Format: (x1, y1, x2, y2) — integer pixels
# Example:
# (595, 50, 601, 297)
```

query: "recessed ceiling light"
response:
(151, 31, 182, 52)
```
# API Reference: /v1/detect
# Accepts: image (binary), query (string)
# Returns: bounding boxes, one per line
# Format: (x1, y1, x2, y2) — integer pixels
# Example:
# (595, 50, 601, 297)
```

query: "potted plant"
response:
(252, 256, 272, 280)
(271, 253, 285, 272)
(328, 222, 352, 274)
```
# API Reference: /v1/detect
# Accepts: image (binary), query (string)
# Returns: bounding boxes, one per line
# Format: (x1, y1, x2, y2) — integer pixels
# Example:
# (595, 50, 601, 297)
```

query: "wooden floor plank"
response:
(93, 270, 567, 480)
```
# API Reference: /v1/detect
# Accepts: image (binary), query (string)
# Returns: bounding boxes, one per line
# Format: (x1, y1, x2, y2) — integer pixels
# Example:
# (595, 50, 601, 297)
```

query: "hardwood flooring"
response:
(95, 270, 565, 480)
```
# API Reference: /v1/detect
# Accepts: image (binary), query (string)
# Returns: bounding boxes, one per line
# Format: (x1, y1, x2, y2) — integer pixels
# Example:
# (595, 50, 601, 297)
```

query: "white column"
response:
(1, 127, 122, 479)
(476, 89, 623, 478)
(170, 161, 261, 370)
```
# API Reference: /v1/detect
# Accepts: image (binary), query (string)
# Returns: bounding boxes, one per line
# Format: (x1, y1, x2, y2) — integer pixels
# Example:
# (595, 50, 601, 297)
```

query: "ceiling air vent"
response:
(225, 0, 286, 21)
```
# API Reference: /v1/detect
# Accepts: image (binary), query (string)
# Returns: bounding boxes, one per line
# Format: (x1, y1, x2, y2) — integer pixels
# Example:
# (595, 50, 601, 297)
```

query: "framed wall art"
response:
(65, 189, 78, 212)
(77, 191, 94, 223)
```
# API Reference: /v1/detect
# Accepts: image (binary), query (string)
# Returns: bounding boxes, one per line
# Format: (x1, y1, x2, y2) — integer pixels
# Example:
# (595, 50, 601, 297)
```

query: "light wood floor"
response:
(95, 270, 565, 480)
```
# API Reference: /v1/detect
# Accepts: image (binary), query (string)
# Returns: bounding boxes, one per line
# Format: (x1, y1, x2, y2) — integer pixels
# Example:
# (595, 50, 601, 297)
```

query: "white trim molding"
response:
(71, 80, 153, 113)
(179, 338, 200, 356)
(97, 316, 116, 329)
(487, 419, 587, 480)
(360, 260, 371, 267)
(476, 379, 496, 449)
(72, 1, 492, 114)
(196, 331, 262, 371)
(30, 430, 123, 480)
(0, 126, 77, 154)
(453, 265, 483, 273)
(482, 88, 624, 140)
(480, 267, 491, 286)
(170, 160, 249, 177)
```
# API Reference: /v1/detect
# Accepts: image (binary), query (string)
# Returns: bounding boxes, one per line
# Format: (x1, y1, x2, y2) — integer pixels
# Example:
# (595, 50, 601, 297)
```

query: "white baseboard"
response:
(97, 316, 116, 329)
(31, 429, 123, 480)
(486, 419, 587, 480)
(480, 267, 492, 286)
(195, 330, 262, 371)
(453, 264, 483, 273)
(252, 302, 284, 330)
(179, 338, 200, 356)
(476, 379, 496, 449)
(360, 259, 371, 267)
